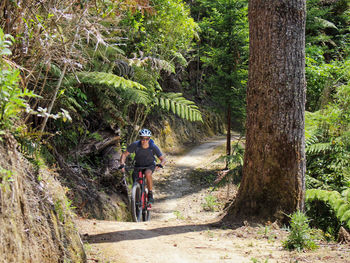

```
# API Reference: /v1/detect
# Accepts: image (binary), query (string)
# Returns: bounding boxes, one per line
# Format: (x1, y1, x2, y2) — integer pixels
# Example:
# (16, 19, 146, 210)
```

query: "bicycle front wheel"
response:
(142, 209, 151, 221)
(131, 183, 142, 222)
(142, 188, 150, 222)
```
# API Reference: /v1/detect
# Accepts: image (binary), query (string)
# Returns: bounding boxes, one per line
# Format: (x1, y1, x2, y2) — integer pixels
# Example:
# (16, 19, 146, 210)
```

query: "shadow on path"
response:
(85, 223, 216, 244)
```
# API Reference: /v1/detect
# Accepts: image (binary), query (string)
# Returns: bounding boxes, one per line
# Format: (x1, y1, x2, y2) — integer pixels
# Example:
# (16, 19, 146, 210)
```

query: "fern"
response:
(114, 60, 134, 77)
(170, 51, 188, 67)
(306, 189, 350, 230)
(77, 71, 146, 91)
(129, 56, 175, 74)
(76, 71, 151, 106)
(155, 92, 203, 122)
(306, 142, 333, 154)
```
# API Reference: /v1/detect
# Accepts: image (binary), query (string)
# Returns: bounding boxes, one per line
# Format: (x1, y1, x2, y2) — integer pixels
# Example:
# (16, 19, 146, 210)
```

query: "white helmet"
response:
(139, 128, 152, 137)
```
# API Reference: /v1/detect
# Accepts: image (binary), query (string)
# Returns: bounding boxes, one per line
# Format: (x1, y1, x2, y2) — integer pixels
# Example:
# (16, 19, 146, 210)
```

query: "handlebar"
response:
(118, 164, 163, 170)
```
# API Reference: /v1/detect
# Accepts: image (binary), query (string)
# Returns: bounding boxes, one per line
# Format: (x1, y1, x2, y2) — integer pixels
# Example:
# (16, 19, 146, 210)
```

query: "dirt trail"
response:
(77, 137, 250, 263)
(76, 137, 350, 263)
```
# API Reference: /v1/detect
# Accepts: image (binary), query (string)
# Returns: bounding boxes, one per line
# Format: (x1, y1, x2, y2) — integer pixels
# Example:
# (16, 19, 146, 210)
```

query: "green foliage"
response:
(193, 0, 248, 128)
(306, 189, 350, 232)
(75, 72, 202, 124)
(54, 198, 76, 223)
(0, 166, 14, 192)
(0, 28, 38, 129)
(305, 0, 349, 111)
(282, 211, 318, 251)
(155, 93, 203, 122)
(305, 56, 350, 111)
(122, 0, 199, 60)
(202, 194, 219, 212)
(77, 71, 147, 92)
(215, 141, 244, 185)
(305, 84, 350, 191)
(250, 258, 268, 263)
(0, 28, 14, 56)
(173, 210, 185, 220)
(306, 0, 349, 61)
(129, 56, 175, 75)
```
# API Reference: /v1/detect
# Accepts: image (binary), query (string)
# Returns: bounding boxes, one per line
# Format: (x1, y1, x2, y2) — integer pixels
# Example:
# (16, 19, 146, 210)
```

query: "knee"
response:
(145, 169, 152, 177)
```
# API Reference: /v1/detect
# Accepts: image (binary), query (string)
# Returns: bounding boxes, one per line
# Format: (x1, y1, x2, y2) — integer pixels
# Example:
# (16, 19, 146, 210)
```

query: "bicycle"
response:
(121, 164, 162, 222)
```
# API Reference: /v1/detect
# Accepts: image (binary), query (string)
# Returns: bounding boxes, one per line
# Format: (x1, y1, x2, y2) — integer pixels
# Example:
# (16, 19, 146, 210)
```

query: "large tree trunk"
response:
(225, 0, 306, 223)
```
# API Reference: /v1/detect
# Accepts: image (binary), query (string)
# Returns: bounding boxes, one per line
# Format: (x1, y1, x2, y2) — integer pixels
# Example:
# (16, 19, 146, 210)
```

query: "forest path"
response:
(76, 137, 350, 263)
(77, 136, 251, 263)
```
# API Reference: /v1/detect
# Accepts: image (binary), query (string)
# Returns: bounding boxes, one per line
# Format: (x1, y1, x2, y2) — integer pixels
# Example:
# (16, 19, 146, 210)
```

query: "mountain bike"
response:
(122, 165, 162, 222)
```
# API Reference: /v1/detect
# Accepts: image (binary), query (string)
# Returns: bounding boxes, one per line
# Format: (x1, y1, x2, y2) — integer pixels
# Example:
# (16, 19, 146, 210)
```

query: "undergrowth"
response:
(283, 211, 318, 251)
(306, 188, 350, 239)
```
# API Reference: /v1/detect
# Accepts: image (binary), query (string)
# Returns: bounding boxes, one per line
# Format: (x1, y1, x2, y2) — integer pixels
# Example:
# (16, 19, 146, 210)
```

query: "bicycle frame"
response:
(126, 165, 155, 222)
(135, 168, 151, 211)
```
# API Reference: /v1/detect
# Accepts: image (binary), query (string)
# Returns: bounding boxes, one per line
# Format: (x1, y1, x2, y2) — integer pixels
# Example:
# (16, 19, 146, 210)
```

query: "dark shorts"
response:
(132, 165, 155, 183)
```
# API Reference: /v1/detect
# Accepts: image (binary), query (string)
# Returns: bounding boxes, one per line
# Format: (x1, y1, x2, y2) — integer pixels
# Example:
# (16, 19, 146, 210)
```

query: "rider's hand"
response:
(118, 164, 126, 173)
(155, 164, 163, 170)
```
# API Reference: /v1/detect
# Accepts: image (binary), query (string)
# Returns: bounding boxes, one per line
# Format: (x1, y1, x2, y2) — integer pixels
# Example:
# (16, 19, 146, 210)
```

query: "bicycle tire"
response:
(131, 183, 142, 222)
(142, 188, 151, 222)
(142, 209, 151, 221)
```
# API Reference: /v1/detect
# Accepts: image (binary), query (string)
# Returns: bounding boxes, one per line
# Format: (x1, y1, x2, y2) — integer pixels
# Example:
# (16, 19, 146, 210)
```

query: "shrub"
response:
(0, 28, 37, 129)
(282, 211, 318, 251)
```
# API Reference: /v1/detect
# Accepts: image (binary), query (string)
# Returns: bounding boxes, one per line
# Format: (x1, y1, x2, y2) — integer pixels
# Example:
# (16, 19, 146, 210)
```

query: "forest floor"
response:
(76, 136, 350, 263)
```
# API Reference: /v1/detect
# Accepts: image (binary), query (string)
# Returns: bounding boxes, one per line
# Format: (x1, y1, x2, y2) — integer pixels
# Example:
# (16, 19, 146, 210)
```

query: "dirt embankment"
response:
(0, 135, 85, 263)
(77, 137, 350, 263)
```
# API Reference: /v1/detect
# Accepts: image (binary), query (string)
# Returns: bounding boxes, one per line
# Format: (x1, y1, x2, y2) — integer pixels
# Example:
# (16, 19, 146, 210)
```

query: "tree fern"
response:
(76, 72, 203, 122)
(77, 71, 146, 90)
(155, 93, 203, 122)
(76, 71, 150, 105)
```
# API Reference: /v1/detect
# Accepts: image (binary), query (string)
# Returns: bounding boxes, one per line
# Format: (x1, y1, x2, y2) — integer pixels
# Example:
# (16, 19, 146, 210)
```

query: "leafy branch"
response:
(155, 92, 203, 122)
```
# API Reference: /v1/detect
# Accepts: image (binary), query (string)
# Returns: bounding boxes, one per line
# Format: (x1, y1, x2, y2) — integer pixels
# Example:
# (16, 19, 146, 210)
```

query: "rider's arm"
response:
(120, 150, 130, 168)
(157, 155, 166, 168)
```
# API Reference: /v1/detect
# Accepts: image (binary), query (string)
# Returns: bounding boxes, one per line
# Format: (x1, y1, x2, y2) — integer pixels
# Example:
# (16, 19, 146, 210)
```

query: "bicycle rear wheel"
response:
(131, 183, 142, 222)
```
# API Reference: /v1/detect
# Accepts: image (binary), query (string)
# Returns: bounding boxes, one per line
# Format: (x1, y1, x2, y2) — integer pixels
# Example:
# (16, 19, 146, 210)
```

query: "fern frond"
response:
(342, 189, 350, 202)
(314, 17, 338, 30)
(155, 92, 203, 122)
(341, 211, 350, 224)
(77, 71, 146, 90)
(49, 63, 62, 78)
(306, 189, 350, 230)
(77, 71, 151, 105)
(114, 60, 134, 77)
(129, 56, 174, 74)
(305, 133, 320, 147)
(306, 142, 333, 154)
(170, 51, 188, 67)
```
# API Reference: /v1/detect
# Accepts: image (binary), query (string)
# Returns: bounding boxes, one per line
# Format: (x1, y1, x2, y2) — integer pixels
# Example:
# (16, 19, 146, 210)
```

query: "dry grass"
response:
(0, 134, 85, 263)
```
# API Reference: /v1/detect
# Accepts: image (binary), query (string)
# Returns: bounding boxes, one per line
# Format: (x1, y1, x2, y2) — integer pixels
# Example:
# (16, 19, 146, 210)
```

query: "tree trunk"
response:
(226, 0, 306, 223)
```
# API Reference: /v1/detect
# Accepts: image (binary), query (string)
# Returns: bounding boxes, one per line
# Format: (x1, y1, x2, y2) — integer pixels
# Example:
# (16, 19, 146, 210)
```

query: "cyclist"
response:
(119, 128, 166, 203)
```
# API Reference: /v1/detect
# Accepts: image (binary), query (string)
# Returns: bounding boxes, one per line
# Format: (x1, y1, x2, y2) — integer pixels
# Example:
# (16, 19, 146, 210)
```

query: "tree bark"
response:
(225, 0, 306, 223)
